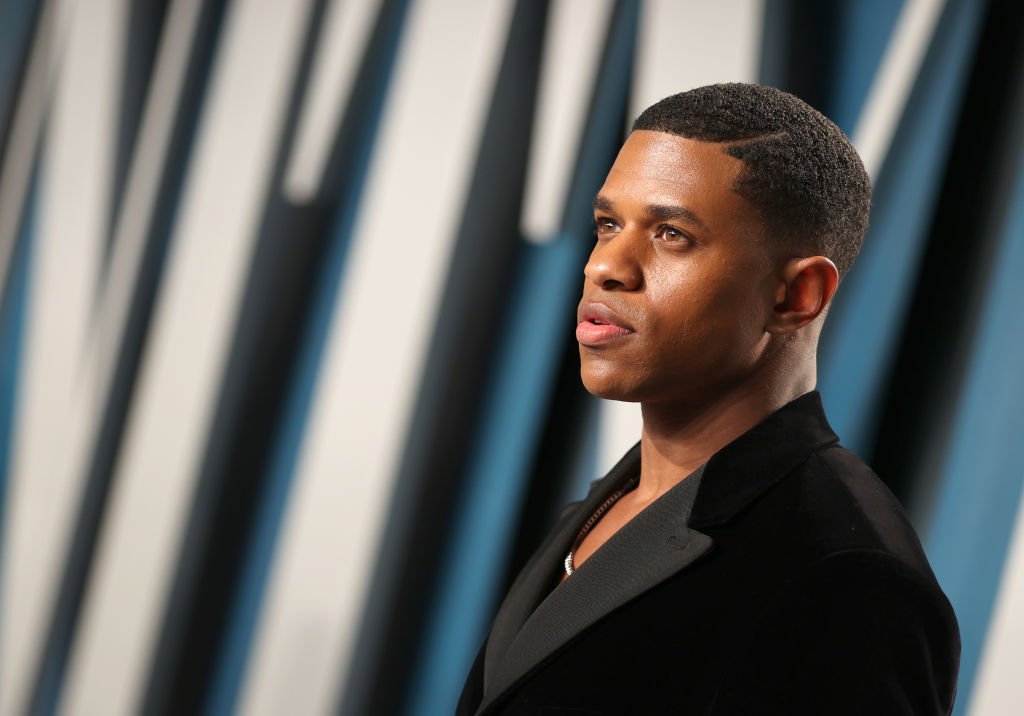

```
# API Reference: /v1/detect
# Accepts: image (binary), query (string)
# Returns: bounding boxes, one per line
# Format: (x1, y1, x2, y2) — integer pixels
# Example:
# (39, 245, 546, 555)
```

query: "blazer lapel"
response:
(479, 465, 712, 713)
(482, 444, 644, 694)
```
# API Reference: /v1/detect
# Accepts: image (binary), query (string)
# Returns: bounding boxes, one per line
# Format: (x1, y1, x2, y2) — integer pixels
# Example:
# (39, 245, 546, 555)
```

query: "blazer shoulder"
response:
(777, 445, 938, 581)
(710, 548, 960, 716)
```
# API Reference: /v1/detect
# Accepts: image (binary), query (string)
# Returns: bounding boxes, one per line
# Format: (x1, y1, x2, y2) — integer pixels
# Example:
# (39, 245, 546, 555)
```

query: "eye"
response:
(593, 217, 618, 238)
(656, 224, 691, 244)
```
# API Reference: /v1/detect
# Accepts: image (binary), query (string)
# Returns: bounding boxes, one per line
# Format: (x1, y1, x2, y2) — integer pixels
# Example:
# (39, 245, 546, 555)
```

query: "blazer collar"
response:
(688, 390, 839, 528)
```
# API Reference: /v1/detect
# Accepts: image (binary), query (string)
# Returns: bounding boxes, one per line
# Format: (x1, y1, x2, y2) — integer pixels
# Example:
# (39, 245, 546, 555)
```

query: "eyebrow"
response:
(593, 195, 710, 234)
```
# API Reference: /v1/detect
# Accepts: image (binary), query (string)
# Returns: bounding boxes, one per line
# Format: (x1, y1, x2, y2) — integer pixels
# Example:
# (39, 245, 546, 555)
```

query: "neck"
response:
(635, 362, 816, 503)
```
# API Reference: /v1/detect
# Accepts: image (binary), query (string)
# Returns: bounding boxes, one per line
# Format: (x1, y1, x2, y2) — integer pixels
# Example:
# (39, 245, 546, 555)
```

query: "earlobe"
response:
(766, 256, 839, 334)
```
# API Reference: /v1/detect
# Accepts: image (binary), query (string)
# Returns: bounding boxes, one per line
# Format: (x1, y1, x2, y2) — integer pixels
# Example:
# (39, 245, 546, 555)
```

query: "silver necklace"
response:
(563, 476, 639, 576)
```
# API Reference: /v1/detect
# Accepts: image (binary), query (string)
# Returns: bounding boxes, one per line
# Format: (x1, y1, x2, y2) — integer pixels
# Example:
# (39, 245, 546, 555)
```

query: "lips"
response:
(576, 301, 635, 346)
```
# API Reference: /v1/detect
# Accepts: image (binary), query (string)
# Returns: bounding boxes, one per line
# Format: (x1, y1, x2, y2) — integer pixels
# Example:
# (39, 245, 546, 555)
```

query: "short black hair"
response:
(632, 83, 870, 278)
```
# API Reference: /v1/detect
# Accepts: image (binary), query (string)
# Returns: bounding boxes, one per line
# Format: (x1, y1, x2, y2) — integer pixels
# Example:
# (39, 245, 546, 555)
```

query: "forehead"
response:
(598, 130, 757, 235)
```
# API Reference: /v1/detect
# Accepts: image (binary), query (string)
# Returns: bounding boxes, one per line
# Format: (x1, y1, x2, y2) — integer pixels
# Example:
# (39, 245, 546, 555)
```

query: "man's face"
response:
(577, 130, 778, 405)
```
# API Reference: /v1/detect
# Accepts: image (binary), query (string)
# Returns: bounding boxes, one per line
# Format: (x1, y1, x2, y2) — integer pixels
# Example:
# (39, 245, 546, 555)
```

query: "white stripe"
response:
(851, 0, 945, 180)
(520, 0, 615, 243)
(35, 5, 204, 711)
(58, 0, 315, 713)
(597, 0, 764, 478)
(0, 0, 125, 713)
(969, 488, 1024, 715)
(630, 0, 763, 118)
(283, 0, 384, 203)
(236, 1, 516, 714)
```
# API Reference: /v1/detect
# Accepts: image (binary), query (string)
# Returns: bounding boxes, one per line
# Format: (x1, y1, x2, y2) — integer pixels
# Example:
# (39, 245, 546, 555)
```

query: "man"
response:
(457, 83, 960, 715)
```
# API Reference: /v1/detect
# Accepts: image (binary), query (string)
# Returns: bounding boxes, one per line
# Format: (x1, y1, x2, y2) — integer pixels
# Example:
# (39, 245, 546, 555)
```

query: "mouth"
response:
(576, 302, 635, 346)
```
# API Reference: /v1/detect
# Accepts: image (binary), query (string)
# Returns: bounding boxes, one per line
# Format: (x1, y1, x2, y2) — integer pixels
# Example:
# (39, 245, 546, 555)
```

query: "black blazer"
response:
(457, 392, 960, 715)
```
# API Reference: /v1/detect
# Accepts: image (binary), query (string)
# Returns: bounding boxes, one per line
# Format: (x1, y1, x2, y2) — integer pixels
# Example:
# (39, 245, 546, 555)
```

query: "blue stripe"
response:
(403, 2, 640, 712)
(924, 146, 1024, 716)
(818, 0, 986, 453)
(403, 236, 586, 715)
(828, 0, 905, 135)
(201, 3, 410, 713)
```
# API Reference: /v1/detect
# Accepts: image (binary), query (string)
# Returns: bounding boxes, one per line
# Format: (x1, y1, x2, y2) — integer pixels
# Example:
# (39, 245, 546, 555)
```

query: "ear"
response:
(765, 256, 839, 335)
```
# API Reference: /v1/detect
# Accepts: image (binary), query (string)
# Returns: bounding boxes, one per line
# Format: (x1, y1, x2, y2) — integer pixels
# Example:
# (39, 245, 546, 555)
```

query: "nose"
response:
(583, 232, 643, 291)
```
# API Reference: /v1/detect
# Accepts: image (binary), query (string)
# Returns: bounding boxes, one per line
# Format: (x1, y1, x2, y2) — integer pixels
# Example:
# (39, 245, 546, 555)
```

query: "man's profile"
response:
(457, 83, 960, 715)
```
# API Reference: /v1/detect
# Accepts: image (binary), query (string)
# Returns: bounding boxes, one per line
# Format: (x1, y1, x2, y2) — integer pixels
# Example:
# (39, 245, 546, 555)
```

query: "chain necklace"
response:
(563, 476, 639, 576)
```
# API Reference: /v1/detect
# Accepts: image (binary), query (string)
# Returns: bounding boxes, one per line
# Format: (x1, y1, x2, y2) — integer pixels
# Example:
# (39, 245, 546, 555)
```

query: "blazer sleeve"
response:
(709, 549, 961, 715)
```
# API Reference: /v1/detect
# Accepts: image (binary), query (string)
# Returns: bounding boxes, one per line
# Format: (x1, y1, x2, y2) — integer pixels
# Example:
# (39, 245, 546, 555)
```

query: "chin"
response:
(580, 369, 643, 403)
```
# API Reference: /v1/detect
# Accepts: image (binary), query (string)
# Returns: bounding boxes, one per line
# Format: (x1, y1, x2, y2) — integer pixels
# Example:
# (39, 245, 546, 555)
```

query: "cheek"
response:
(650, 271, 764, 353)
(648, 263, 728, 328)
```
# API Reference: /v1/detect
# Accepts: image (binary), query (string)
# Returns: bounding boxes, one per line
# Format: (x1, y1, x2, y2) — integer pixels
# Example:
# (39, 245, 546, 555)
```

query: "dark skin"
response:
(570, 130, 838, 571)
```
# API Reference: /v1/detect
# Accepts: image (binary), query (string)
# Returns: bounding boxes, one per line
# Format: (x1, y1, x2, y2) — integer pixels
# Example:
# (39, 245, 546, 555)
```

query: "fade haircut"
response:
(632, 83, 871, 278)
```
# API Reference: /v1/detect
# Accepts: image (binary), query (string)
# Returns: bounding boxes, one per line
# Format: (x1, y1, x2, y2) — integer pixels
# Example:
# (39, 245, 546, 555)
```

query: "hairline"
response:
(628, 127, 830, 272)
